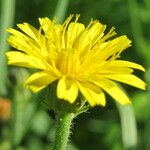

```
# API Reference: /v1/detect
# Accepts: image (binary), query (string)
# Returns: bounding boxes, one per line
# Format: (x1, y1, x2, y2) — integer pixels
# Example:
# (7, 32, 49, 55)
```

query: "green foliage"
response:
(0, 0, 149, 150)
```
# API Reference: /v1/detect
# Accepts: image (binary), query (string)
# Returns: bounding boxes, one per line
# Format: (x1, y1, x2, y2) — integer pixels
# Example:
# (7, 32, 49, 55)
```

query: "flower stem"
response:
(53, 112, 75, 150)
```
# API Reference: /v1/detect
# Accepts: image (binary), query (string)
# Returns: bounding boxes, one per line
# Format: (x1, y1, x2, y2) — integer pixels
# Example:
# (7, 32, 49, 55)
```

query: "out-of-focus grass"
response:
(0, 0, 149, 150)
(0, 0, 15, 96)
(54, 0, 70, 23)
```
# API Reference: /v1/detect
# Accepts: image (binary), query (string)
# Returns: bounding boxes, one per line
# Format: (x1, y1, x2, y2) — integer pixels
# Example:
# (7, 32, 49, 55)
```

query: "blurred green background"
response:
(0, 0, 150, 150)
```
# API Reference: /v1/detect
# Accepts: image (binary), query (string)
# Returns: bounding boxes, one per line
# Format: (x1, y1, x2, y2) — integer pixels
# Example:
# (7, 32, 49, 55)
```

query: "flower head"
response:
(6, 15, 146, 106)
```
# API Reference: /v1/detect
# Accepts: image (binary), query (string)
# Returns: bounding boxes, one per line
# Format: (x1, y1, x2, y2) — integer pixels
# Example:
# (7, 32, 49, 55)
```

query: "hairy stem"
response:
(53, 112, 74, 150)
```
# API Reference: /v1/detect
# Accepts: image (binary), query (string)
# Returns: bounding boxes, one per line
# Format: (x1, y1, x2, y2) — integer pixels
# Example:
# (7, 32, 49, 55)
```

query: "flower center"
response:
(56, 50, 80, 79)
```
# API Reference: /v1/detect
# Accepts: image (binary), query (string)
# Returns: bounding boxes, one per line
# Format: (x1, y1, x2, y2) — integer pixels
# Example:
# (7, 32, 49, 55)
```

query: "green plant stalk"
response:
(54, 0, 70, 23)
(116, 103, 137, 149)
(53, 112, 74, 150)
(0, 0, 16, 96)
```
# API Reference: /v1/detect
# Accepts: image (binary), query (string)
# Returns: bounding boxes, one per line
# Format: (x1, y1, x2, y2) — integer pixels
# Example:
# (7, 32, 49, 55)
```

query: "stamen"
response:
(102, 27, 117, 41)
(75, 14, 80, 22)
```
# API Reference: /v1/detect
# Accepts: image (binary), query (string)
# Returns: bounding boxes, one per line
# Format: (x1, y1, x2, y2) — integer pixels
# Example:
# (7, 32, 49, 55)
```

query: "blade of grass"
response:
(54, 0, 70, 23)
(116, 103, 137, 149)
(115, 84, 137, 149)
(0, 0, 16, 96)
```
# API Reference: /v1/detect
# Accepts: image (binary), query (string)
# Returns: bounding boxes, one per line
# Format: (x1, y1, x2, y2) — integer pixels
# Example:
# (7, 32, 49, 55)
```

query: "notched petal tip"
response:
(122, 35, 132, 42)
(120, 99, 132, 105)
(6, 28, 12, 32)
(142, 83, 147, 90)
(97, 100, 106, 107)
(6, 28, 16, 34)
(140, 66, 146, 72)
(5, 51, 14, 64)
(57, 78, 79, 104)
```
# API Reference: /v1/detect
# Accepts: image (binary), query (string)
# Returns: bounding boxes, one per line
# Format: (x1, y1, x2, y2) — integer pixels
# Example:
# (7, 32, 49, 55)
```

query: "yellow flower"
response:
(6, 15, 146, 106)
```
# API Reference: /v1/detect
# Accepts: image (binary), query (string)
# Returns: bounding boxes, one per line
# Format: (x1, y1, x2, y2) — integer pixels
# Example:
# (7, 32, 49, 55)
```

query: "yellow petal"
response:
(97, 36, 131, 61)
(98, 66, 133, 74)
(39, 17, 56, 44)
(6, 51, 46, 69)
(39, 17, 52, 33)
(17, 23, 39, 41)
(57, 78, 78, 103)
(25, 71, 57, 92)
(7, 28, 27, 37)
(74, 21, 106, 52)
(57, 78, 66, 99)
(64, 82, 78, 103)
(108, 60, 145, 71)
(67, 22, 85, 48)
(7, 28, 41, 56)
(92, 78, 131, 105)
(7, 35, 40, 56)
(104, 74, 146, 90)
(78, 82, 106, 106)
